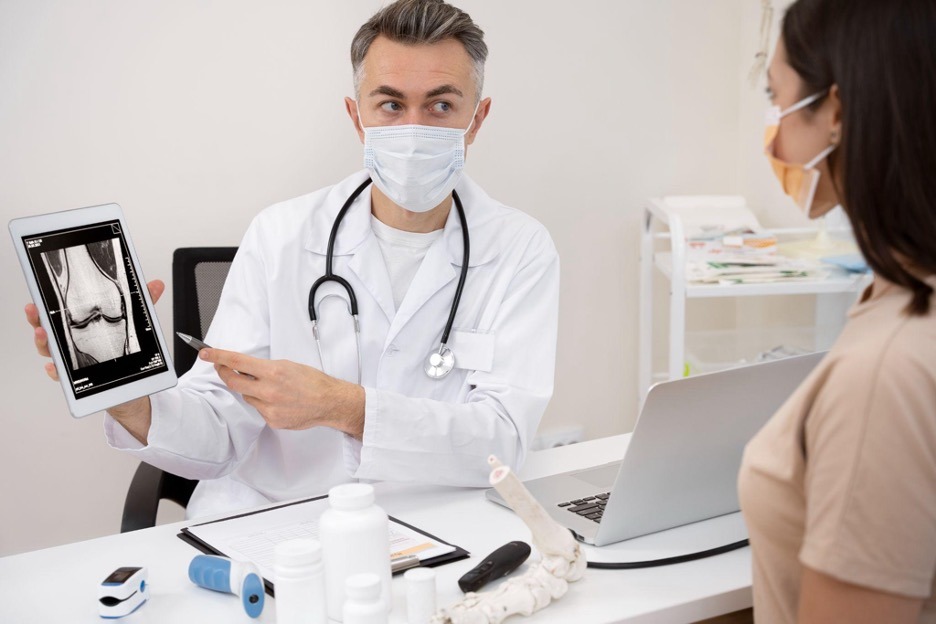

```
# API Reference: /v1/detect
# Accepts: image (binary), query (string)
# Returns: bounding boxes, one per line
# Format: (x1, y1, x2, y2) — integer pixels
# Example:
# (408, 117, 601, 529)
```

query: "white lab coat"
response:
(105, 170, 560, 518)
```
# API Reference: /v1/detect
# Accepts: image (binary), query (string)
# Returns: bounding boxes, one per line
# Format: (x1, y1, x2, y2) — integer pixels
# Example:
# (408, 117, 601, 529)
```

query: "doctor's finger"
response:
(201, 348, 267, 377)
(215, 364, 262, 397)
(147, 279, 165, 305)
(45, 362, 59, 382)
(34, 326, 51, 358)
(25, 303, 40, 329)
(242, 394, 270, 416)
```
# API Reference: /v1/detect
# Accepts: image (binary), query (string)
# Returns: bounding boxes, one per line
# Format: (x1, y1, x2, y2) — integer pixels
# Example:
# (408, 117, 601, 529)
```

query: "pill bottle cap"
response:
(345, 572, 381, 602)
(328, 483, 375, 511)
(275, 538, 322, 567)
(404, 567, 436, 587)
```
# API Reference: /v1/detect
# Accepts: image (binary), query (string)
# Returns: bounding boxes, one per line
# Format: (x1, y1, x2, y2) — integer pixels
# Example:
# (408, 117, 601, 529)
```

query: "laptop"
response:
(486, 351, 824, 546)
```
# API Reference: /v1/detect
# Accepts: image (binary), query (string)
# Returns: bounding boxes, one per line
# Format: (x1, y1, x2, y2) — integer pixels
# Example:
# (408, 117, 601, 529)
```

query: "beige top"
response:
(739, 276, 936, 623)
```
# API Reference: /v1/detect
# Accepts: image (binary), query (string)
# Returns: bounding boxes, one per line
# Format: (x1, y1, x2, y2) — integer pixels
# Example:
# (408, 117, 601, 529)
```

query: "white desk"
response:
(0, 435, 752, 623)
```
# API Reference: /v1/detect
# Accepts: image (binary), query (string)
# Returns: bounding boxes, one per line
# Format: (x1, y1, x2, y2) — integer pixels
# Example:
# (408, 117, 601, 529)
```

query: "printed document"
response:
(184, 497, 456, 582)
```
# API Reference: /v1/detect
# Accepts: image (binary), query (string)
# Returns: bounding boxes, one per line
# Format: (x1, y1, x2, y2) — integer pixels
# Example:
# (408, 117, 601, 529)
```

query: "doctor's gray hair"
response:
(351, 0, 488, 101)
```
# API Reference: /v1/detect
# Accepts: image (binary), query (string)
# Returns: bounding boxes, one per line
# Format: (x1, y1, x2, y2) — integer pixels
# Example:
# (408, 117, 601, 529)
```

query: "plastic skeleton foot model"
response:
(432, 456, 586, 624)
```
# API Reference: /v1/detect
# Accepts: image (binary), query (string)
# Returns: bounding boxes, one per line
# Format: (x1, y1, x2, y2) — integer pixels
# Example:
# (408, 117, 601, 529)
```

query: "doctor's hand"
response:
(201, 348, 366, 440)
(25, 279, 166, 382)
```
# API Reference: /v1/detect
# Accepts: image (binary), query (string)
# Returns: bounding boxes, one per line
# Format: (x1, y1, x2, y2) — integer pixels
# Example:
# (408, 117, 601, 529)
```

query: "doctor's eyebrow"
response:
(369, 85, 406, 99)
(425, 84, 464, 99)
(368, 84, 464, 101)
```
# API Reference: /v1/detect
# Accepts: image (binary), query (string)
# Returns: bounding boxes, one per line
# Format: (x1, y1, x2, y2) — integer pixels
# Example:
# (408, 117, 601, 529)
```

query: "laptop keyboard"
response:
(558, 492, 610, 523)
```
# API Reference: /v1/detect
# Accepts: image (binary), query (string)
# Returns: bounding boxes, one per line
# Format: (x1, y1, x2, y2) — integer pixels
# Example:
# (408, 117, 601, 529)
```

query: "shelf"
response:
(639, 195, 867, 403)
(653, 252, 871, 298)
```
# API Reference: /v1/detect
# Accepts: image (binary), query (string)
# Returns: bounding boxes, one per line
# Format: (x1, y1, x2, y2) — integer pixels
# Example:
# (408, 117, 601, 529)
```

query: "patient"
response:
(738, 0, 936, 622)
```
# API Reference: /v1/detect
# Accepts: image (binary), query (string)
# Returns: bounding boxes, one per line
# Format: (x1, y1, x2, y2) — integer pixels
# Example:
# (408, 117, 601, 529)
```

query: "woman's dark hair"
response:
(783, 0, 936, 314)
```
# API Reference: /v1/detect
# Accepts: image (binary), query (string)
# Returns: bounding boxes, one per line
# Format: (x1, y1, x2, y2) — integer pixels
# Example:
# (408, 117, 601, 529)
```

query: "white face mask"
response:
(359, 104, 479, 213)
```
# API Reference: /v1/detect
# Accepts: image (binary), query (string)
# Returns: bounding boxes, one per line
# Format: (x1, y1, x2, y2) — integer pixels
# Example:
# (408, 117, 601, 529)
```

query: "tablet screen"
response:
(22, 220, 169, 399)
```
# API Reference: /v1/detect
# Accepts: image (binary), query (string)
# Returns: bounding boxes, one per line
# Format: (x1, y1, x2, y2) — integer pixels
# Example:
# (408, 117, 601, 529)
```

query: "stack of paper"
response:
(686, 257, 826, 285)
(685, 229, 828, 285)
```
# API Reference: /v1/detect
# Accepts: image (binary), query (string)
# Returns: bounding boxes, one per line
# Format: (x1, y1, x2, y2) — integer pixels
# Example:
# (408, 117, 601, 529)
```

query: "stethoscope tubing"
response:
(441, 190, 469, 347)
(307, 177, 470, 380)
(308, 178, 372, 321)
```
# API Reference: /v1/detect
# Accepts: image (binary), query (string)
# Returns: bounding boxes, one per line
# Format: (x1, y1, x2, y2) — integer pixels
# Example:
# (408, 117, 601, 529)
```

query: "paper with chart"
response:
(183, 497, 456, 582)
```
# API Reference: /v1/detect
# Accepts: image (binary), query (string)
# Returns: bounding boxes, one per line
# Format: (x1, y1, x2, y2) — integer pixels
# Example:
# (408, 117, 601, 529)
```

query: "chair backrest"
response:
(119, 247, 238, 533)
(172, 247, 239, 375)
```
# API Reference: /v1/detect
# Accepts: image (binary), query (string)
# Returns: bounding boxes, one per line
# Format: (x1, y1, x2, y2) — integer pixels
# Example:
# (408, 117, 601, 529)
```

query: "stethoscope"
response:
(308, 178, 470, 382)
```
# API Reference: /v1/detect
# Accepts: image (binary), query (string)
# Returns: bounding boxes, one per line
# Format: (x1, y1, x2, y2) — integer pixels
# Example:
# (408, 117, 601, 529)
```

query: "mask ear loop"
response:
(461, 101, 482, 136)
(356, 102, 369, 133)
(798, 143, 837, 215)
(779, 90, 828, 119)
(804, 143, 836, 171)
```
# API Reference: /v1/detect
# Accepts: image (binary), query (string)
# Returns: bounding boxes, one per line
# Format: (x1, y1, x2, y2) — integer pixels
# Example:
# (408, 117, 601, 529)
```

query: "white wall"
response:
(0, 0, 758, 556)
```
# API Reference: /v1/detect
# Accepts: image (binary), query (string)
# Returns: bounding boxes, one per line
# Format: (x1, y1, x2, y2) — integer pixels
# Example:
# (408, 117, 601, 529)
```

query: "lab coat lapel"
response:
(385, 240, 457, 348)
(382, 174, 504, 348)
(303, 171, 395, 323)
(348, 235, 395, 323)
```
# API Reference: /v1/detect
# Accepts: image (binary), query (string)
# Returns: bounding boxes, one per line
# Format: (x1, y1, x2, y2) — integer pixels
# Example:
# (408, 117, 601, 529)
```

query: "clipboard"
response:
(178, 495, 469, 596)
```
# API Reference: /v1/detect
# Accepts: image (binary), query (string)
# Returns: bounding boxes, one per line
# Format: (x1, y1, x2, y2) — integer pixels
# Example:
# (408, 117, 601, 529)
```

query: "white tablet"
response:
(10, 203, 177, 417)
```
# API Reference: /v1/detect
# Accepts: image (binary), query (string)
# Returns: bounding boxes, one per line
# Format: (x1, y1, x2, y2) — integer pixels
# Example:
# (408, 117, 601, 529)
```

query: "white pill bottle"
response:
(320, 483, 391, 621)
(344, 573, 388, 624)
(274, 538, 327, 624)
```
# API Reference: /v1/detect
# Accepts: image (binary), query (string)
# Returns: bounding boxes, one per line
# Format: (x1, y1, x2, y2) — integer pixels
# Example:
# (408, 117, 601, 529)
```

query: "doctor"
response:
(26, 0, 560, 518)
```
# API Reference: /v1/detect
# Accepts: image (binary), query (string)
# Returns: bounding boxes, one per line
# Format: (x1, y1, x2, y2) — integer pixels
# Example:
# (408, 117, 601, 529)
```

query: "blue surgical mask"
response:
(359, 105, 479, 213)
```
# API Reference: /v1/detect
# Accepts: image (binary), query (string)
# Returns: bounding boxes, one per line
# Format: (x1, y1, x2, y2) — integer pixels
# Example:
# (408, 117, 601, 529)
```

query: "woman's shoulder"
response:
(823, 298, 936, 420)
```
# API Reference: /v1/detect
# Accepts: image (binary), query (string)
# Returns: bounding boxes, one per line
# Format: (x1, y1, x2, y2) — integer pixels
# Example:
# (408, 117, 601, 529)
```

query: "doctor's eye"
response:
(430, 101, 453, 114)
(379, 101, 403, 113)
(764, 86, 776, 101)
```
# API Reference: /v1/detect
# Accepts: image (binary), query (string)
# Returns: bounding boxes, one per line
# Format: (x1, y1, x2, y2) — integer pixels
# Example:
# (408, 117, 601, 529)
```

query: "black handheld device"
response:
(457, 541, 531, 593)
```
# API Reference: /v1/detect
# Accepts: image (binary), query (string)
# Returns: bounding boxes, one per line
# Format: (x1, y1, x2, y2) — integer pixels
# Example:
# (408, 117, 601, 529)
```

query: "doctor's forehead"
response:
(360, 35, 476, 101)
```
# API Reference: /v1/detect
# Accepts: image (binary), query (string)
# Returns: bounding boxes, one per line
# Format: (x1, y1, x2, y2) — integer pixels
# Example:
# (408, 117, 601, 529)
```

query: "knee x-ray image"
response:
(41, 239, 141, 370)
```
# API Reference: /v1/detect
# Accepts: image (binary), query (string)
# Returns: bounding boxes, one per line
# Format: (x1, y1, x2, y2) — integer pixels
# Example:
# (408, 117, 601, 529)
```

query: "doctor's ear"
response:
(345, 97, 365, 143)
(465, 97, 492, 146)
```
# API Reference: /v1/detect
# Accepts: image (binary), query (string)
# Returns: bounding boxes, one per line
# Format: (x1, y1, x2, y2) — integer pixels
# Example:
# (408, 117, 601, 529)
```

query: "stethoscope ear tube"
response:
(308, 178, 373, 323)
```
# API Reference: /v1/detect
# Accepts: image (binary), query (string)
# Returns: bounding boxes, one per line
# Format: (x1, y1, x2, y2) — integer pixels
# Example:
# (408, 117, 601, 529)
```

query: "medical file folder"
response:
(178, 495, 470, 596)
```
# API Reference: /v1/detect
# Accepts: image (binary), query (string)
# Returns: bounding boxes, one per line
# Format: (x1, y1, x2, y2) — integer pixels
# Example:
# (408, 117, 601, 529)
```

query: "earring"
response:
(830, 129, 840, 145)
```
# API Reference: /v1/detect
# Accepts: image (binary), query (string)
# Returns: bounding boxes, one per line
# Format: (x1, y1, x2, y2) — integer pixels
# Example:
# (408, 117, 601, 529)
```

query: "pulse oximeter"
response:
(98, 566, 148, 618)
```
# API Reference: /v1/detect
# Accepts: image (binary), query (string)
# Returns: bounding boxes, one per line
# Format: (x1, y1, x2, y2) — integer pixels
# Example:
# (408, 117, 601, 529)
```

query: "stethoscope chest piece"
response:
(425, 345, 455, 379)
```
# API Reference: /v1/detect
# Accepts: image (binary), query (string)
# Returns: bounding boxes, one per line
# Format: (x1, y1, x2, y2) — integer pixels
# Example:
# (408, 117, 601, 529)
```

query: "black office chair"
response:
(120, 247, 238, 533)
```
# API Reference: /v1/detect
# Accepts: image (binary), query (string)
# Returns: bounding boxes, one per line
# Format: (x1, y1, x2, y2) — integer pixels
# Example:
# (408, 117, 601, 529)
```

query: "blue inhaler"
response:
(188, 555, 265, 618)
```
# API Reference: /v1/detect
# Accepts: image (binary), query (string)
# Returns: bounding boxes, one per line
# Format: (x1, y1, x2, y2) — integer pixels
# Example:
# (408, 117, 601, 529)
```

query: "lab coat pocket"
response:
(449, 330, 495, 372)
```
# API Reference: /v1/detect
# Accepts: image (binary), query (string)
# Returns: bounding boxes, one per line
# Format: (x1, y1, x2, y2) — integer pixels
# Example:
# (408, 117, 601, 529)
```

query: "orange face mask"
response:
(764, 91, 836, 218)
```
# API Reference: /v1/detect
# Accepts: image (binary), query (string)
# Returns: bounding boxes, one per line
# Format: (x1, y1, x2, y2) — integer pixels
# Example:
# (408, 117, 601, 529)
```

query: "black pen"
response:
(176, 332, 256, 379)
(176, 332, 211, 351)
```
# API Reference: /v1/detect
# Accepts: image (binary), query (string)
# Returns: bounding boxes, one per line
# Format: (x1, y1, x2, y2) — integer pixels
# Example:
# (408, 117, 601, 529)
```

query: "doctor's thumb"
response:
(147, 279, 165, 304)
